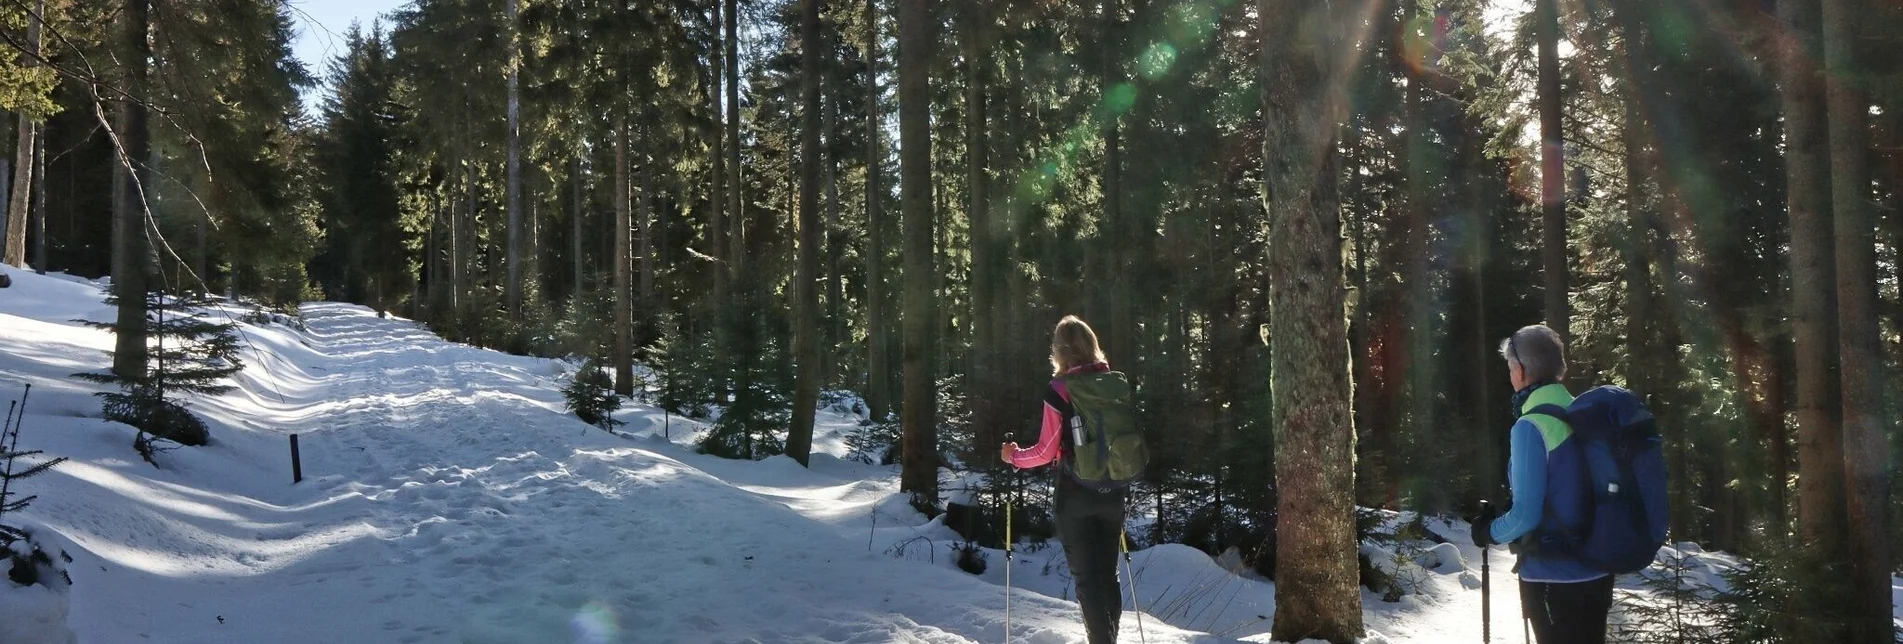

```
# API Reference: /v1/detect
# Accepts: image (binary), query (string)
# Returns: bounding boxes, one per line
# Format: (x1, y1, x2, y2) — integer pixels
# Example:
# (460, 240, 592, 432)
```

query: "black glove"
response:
(1470, 502, 1499, 547)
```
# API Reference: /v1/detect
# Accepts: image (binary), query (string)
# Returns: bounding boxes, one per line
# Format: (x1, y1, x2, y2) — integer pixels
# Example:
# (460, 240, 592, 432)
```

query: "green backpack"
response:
(1051, 370, 1149, 490)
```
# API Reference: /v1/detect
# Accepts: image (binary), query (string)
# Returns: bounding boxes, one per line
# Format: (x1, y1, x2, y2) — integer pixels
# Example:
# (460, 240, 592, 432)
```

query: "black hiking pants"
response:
(1054, 478, 1126, 644)
(1520, 575, 1615, 644)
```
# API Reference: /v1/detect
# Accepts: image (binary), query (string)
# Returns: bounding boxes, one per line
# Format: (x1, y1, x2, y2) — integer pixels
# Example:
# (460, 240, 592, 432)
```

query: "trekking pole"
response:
(1121, 528, 1148, 644)
(1480, 500, 1491, 644)
(1004, 499, 1013, 643)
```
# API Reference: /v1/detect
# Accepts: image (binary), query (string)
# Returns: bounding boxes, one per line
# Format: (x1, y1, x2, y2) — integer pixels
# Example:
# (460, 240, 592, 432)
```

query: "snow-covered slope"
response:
(5, 265, 1868, 644)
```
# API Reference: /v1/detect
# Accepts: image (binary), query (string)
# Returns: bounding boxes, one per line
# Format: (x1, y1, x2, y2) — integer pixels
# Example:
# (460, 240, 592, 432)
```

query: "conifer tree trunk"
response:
(1777, 0, 1848, 569)
(1101, 0, 1124, 356)
(864, 0, 891, 424)
(897, 0, 938, 508)
(505, 0, 522, 320)
(964, 0, 993, 448)
(449, 161, 464, 321)
(825, 49, 843, 383)
(4, 0, 39, 268)
(1537, 0, 1569, 348)
(640, 123, 655, 301)
(1621, 86, 1653, 404)
(1260, 0, 1363, 639)
(726, 0, 744, 278)
(31, 108, 45, 275)
(427, 192, 442, 313)
(6, 123, 31, 268)
(573, 154, 584, 296)
(614, 110, 634, 396)
(112, 0, 152, 381)
(707, 1, 719, 293)
(789, 0, 823, 467)
(1822, 0, 1889, 639)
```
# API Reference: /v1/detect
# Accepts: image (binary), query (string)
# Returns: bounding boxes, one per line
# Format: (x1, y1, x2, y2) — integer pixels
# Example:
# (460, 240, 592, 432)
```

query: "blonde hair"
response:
(1050, 315, 1107, 376)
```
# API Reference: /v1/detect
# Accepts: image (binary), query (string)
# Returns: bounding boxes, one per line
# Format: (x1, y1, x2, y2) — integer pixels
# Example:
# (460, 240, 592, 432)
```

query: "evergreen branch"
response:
(2, 495, 36, 513)
(7, 457, 68, 480)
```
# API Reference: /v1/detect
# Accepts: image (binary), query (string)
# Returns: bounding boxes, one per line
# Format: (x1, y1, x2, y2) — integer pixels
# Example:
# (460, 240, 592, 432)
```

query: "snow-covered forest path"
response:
(3, 271, 1220, 643)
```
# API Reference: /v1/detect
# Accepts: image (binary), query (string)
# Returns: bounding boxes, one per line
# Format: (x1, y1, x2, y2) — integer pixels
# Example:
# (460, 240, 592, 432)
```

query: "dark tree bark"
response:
(964, 0, 995, 452)
(1260, 0, 1363, 640)
(789, 0, 823, 467)
(709, 1, 727, 295)
(1101, 0, 1126, 358)
(613, 110, 634, 396)
(449, 160, 463, 320)
(726, 0, 744, 277)
(864, 0, 891, 423)
(1619, 10, 1660, 497)
(112, 0, 152, 381)
(33, 117, 46, 275)
(1822, 0, 1889, 639)
(1777, 0, 1848, 566)
(640, 123, 655, 300)
(897, 0, 938, 509)
(505, 0, 522, 319)
(1537, 0, 1569, 349)
(4, 0, 41, 268)
(824, 38, 843, 384)
(572, 154, 584, 296)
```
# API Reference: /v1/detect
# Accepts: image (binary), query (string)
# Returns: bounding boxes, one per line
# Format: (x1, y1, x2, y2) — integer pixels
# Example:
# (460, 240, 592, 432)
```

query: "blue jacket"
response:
(1488, 383, 1608, 584)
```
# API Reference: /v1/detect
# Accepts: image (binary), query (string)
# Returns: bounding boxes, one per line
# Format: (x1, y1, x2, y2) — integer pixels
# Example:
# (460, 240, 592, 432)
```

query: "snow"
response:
(0, 264, 1890, 643)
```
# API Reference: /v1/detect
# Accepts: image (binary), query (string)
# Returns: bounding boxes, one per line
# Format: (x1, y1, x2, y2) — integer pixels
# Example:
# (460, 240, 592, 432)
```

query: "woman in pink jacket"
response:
(999, 315, 1128, 644)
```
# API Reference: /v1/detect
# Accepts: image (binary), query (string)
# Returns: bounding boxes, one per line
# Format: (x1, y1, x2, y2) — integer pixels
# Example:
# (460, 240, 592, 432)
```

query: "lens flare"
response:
(1103, 83, 1138, 117)
(1139, 43, 1178, 81)
(569, 601, 619, 644)
(1167, 3, 1216, 48)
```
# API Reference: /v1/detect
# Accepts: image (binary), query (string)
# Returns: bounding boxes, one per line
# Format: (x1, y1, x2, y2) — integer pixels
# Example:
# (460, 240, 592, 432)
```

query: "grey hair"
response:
(1499, 325, 1567, 383)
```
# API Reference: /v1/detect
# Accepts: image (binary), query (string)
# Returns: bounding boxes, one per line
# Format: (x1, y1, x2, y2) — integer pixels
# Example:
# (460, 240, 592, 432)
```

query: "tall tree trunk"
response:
(709, 2, 727, 295)
(640, 124, 655, 301)
(4, 0, 40, 268)
(1822, 0, 1889, 638)
(112, 0, 151, 381)
(825, 47, 843, 384)
(573, 154, 584, 297)
(33, 119, 46, 275)
(1537, 0, 1569, 348)
(964, 0, 993, 450)
(898, 0, 938, 509)
(6, 120, 30, 267)
(788, 0, 824, 467)
(864, 0, 891, 424)
(505, 0, 523, 319)
(194, 208, 206, 288)
(1618, 1, 1660, 502)
(449, 161, 463, 321)
(5, 120, 29, 264)
(1101, 0, 1125, 357)
(1261, 0, 1363, 640)
(1888, 110, 1903, 366)
(427, 190, 442, 315)
(726, 0, 744, 278)
(613, 110, 634, 396)
(1778, 0, 1848, 565)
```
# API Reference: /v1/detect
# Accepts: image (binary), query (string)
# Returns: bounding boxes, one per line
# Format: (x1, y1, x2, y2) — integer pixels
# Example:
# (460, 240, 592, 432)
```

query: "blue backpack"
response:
(1525, 386, 1670, 574)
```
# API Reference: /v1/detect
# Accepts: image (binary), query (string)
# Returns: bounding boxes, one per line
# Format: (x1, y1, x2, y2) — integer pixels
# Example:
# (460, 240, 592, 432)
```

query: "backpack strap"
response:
(1523, 403, 1569, 422)
(1045, 380, 1075, 417)
(1521, 403, 1573, 454)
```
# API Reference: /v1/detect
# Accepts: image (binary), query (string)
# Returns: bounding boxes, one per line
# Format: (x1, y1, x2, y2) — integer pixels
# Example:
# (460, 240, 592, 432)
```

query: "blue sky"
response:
(288, 0, 409, 111)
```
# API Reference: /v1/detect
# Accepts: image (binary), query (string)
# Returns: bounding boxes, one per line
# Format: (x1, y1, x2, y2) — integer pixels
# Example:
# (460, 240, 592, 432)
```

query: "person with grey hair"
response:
(1470, 324, 1615, 644)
